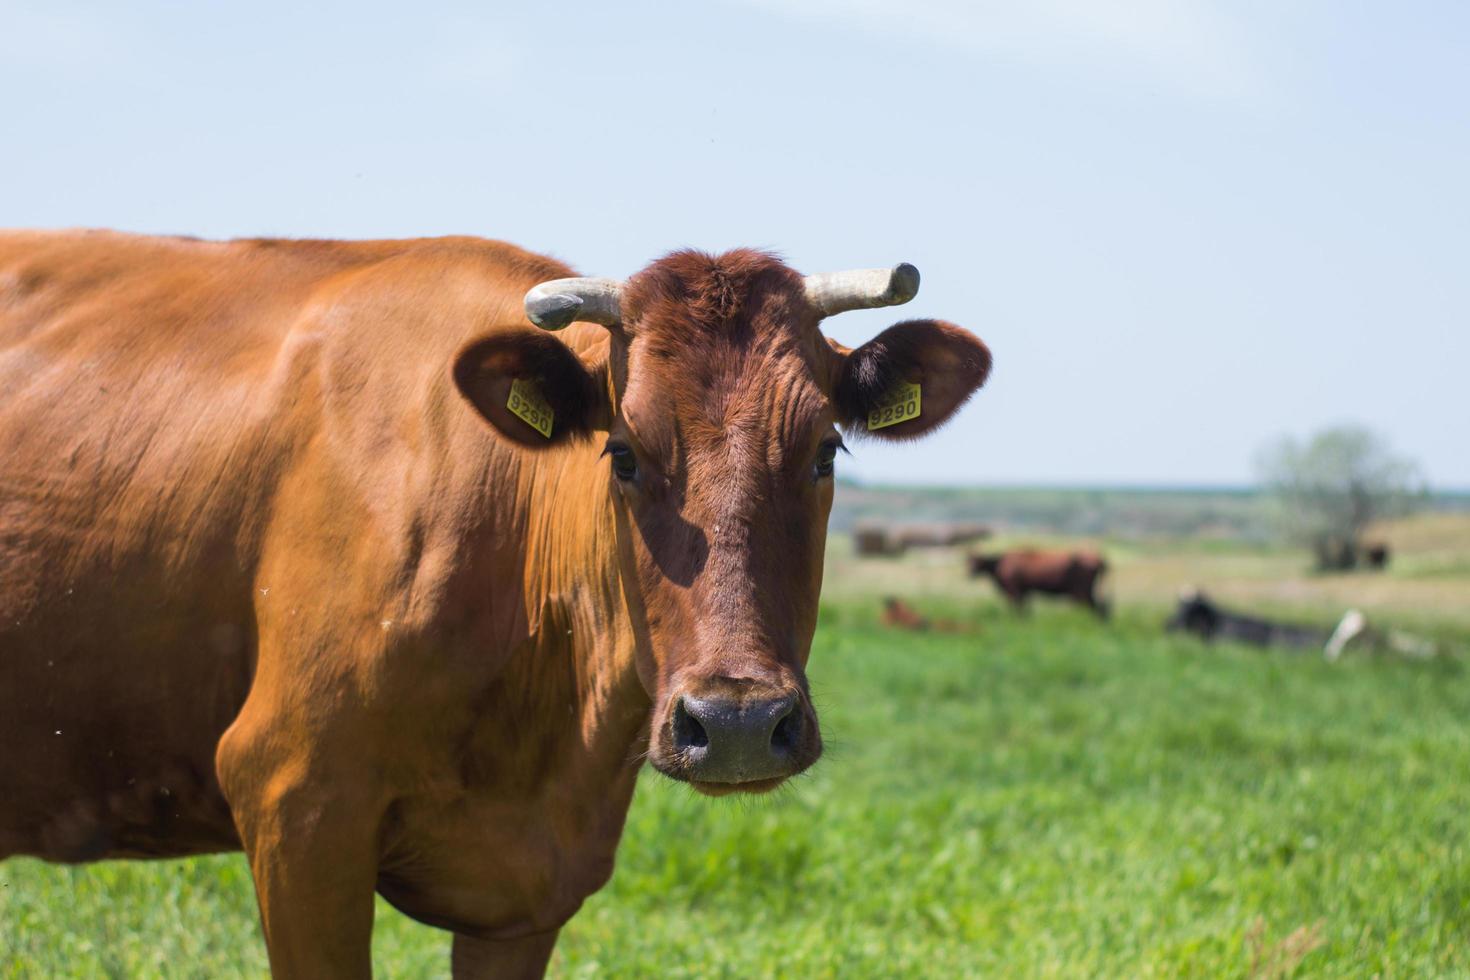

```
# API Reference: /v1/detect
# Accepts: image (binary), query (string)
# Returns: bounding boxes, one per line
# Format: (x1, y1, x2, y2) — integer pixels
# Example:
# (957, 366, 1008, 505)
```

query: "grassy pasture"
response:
(3, 512, 1469, 976)
(834, 509, 1470, 634)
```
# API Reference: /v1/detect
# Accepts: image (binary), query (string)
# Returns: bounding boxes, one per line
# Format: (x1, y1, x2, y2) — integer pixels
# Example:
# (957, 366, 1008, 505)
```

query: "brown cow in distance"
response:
(882, 597, 934, 630)
(0, 230, 992, 978)
(880, 597, 966, 634)
(969, 549, 1110, 618)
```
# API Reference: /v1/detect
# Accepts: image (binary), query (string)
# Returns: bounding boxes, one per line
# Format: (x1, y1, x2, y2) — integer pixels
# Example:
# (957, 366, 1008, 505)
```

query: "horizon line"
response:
(837, 478, 1470, 496)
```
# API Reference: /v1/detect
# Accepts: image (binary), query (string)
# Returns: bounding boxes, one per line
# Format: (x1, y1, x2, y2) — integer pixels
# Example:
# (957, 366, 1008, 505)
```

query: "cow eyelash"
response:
(601, 441, 638, 481)
(815, 438, 847, 479)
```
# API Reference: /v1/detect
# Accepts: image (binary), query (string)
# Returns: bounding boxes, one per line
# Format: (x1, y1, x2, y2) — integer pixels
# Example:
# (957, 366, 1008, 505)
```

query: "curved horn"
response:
(803, 263, 920, 317)
(524, 277, 623, 331)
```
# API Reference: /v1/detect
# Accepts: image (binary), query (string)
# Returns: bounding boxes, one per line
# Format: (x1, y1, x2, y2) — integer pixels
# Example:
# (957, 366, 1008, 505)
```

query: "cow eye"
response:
(815, 441, 839, 479)
(604, 443, 638, 481)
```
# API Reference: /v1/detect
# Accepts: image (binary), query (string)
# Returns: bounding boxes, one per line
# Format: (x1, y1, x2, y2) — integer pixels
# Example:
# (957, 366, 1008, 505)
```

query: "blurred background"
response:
(3, 0, 1467, 975)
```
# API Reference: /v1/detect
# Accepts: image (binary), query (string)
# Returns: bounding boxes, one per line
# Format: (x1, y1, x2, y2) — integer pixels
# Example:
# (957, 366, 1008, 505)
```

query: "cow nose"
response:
(672, 693, 802, 783)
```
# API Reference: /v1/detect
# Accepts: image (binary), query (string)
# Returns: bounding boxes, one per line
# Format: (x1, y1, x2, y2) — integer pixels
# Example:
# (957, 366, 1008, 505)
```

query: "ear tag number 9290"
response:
(507, 378, 554, 438)
(867, 380, 921, 431)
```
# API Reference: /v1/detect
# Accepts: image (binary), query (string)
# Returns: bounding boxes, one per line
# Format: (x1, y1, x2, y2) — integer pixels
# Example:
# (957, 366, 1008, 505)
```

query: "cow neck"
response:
(514, 442, 650, 783)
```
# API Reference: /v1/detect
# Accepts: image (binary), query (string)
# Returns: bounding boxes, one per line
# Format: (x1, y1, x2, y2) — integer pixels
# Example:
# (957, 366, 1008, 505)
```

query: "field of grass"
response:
(5, 589, 1470, 975)
(832, 510, 1470, 636)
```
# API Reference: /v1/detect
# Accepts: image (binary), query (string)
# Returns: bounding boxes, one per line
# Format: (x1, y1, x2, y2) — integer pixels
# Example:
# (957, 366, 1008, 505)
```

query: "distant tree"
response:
(1255, 426, 1425, 571)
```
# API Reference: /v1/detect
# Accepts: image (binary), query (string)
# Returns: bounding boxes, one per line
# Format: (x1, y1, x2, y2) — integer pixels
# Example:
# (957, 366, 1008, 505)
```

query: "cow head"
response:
(968, 553, 1003, 578)
(454, 250, 991, 795)
(1166, 587, 1220, 639)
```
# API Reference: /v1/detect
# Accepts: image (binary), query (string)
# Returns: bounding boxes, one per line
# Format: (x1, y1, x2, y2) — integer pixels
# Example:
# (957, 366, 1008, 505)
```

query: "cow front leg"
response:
(241, 789, 381, 978)
(218, 720, 386, 978)
(452, 930, 560, 979)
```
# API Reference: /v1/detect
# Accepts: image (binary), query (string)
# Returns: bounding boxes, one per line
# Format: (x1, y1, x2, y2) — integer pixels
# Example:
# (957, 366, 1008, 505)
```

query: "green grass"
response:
(4, 605, 1470, 977)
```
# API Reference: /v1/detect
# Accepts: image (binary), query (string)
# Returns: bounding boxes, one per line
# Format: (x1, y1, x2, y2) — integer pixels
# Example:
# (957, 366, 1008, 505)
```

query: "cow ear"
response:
(452, 330, 609, 448)
(832, 319, 992, 440)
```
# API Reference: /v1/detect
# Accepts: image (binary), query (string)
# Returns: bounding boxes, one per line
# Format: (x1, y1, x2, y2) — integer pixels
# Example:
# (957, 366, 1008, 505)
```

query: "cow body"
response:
(0, 231, 646, 964)
(879, 597, 964, 634)
(881, 597, 930, 630)
(968, 549, 1109, 617)
(0, 230, 991, 976)
(1165, 592, 1330, 651)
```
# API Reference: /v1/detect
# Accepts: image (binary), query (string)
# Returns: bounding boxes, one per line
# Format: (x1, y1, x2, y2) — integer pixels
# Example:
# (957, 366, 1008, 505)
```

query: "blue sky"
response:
(4, 0, 1466, 487)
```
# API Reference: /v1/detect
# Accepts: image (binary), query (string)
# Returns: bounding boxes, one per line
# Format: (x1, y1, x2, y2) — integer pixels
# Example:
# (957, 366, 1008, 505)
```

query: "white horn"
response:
(524, 277, 624, 331)
(803, 263, 920, 317)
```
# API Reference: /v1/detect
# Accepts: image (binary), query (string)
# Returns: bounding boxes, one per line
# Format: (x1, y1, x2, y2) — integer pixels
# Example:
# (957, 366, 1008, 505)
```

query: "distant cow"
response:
(880, 597, 965, 634)
(1316, 538, 1390, 572)
(1168, 591, 1435, 661)
(854, 522, 904, 557)
(968, 549, 1109, 618)
(855, 521, 991, 557)
(1165, 590, 1333, 651)
(895, 522, 991, 550)
(882, 597, 932, 631)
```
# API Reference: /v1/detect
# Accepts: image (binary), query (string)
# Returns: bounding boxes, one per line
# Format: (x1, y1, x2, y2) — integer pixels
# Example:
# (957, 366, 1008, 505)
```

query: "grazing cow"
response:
(1165, 590, 1330, 651)
(968, 549, 1109, 618)
(0, 230, 991, 978)
(1364, 542, 1391, 570)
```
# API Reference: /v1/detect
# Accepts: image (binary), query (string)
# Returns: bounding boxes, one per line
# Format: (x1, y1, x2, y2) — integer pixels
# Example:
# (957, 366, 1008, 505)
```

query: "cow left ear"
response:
(452, 330, 609, 448)
(831, 319, 992, 440)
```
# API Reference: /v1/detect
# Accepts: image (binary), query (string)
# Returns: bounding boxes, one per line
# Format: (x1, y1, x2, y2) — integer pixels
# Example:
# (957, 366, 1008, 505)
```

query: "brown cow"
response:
(968, 549, 1109, 618)
(0, 230, 991, 977)
(881, 597, 932, 630)
(1364, 542, 1391, 570)
(880, 597, 966, 634)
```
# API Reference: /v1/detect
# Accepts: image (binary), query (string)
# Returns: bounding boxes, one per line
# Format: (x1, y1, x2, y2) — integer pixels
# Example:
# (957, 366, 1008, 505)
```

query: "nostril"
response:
(770, 705, 801, 754)
(672, 698, 709, 750)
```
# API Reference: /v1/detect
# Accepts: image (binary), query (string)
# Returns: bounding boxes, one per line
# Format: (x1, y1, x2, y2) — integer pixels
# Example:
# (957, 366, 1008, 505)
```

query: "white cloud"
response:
(728, 0, 1270, 102)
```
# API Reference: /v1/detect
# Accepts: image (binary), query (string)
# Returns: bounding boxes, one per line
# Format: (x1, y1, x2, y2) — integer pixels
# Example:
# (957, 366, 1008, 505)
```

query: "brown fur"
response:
(969, 549, 1109, 618)
(882, 597, 933, 631)
(878, 597, 969, 634)
(0, 231, 991, 977)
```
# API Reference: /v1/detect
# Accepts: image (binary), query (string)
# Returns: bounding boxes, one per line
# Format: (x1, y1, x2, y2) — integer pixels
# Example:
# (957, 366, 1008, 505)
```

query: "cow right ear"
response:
(452, 330, 609, 448)
(830, 319, 992, 441)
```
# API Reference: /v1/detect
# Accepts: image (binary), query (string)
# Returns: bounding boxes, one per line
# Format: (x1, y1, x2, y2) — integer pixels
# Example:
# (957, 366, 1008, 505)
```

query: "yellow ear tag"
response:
(507, 378, 554, 438)
(867, 380, 921, 431)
